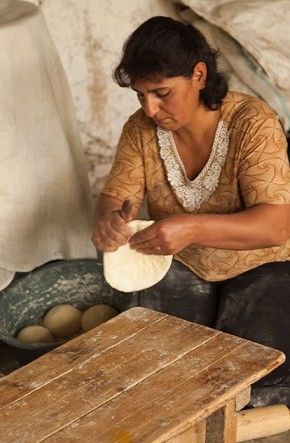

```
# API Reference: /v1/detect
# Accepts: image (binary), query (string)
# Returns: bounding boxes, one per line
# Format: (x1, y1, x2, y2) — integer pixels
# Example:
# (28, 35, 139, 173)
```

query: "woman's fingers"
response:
(110, 211, 132, 237)
(130, 237, 157, 250)
(92, 209, 132, 251)
(133, 247, 170, 255)
(129, 229, 172, 254)
(129, 225, 156, 245)
(130, 241, 171, 255)
(93, 226, 128, 250)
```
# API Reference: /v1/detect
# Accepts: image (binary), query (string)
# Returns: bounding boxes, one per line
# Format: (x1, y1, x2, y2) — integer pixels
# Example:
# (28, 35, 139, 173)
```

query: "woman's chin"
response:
(155, 118, 174, 130)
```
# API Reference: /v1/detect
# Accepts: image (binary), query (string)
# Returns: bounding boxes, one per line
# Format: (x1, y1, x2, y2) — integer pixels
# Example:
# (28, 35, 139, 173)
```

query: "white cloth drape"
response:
(0, 1, 96, 290)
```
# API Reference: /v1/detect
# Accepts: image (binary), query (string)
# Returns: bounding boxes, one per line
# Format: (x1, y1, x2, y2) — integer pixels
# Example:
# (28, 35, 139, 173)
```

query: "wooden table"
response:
(0, 307, 285, 443)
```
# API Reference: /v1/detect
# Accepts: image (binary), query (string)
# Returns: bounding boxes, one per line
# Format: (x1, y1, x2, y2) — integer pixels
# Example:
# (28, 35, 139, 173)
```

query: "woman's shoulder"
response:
(221, 91, 280, 127)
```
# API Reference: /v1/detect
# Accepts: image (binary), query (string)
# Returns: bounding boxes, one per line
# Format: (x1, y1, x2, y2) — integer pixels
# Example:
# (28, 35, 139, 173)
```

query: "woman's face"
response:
(132, 67, 205, 131)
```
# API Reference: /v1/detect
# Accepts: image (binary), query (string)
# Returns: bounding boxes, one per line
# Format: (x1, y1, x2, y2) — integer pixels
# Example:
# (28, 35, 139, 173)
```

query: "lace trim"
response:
(157, 120, 229, 211)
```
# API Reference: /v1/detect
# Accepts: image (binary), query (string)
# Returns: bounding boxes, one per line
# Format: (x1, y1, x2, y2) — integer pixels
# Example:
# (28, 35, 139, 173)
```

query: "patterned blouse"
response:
(102, 91, 290, 281)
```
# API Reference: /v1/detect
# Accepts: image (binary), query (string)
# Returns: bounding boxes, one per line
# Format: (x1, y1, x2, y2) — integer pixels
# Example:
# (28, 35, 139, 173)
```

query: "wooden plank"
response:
(0, 307, 165, 408)
(127, 344, 283, 443)
(43, 339, 284, 443)
(235, 387, 251, 411)
(236, 404, 290, 441)
(41, 333, 245, 442)
(0, 312, 220, 443)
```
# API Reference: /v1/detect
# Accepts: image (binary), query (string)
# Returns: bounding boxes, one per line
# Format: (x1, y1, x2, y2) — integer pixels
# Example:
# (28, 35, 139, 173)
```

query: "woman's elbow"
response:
(267, 204, 290, 246)
(270, 225, 289, 246)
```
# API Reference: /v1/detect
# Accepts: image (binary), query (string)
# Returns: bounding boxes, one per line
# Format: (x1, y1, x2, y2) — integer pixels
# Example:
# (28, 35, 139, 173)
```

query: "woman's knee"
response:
(216, 262, 290, 337)
(215, 261, 290, 368)
(138, 260, 218, 325)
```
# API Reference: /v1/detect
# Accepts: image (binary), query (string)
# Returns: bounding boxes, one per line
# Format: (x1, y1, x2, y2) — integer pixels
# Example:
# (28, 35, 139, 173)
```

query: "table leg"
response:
(205, 399, 237, 443)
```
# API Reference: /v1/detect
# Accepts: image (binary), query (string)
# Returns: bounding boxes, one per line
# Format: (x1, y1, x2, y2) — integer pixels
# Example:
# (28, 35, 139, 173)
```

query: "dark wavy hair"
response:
(114, 16, 228, 110)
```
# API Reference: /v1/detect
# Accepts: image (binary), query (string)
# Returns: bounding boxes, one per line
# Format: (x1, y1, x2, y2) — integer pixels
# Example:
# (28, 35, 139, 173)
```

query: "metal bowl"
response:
(0, 260, 114, 363)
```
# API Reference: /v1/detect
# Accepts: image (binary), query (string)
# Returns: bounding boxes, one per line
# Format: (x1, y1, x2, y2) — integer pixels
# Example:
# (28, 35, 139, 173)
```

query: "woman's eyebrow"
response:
(132, 86, 169, 93)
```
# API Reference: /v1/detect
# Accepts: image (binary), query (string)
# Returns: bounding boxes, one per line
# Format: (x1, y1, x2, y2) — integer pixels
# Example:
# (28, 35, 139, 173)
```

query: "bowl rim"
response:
(0, 334, 66, 350)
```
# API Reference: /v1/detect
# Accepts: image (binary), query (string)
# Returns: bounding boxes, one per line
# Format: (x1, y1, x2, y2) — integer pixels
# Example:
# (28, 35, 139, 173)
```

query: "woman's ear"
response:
(192, 62, 207, 89)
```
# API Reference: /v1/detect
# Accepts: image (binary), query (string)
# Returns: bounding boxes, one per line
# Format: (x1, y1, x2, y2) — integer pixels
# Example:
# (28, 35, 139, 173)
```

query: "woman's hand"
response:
(92, 200, 133, 251)
(129, 214, 195, 255)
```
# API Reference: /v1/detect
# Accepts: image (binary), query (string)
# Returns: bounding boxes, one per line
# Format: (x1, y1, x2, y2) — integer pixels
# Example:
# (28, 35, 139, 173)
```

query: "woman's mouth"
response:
(155, 117, 170, 124)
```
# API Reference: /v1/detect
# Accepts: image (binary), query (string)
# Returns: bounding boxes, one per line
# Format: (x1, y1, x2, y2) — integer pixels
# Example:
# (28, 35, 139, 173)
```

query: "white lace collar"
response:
(157, 120, 229, 211)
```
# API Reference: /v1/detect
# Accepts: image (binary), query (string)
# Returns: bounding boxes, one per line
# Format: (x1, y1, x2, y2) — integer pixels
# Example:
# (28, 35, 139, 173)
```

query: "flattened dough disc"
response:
(103, 220, 173, 292)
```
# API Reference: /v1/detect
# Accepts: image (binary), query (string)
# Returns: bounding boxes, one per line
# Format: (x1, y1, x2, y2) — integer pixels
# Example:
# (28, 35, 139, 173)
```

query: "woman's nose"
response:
(143, 96, 159, 118)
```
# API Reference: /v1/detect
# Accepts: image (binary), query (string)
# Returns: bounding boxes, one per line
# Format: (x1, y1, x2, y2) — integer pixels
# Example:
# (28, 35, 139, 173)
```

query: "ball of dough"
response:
(81, 304, 118, 331)
(17, 325, 54, 343)
(43, 304, 82, 338)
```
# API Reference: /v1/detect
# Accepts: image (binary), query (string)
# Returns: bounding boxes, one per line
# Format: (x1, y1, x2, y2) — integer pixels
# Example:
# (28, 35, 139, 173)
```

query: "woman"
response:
(92, 16, 290, 406)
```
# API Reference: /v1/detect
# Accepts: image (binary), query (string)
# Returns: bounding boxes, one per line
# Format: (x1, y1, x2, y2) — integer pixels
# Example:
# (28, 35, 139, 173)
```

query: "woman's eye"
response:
(156, 91, 170, 98)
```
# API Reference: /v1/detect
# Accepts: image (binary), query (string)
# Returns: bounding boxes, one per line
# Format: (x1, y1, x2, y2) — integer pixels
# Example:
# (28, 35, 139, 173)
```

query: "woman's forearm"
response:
(189, 203, 290, 250)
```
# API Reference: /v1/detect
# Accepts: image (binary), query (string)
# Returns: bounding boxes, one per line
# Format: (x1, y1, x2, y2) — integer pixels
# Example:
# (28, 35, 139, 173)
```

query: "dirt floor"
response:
(0, 340, 289, 442)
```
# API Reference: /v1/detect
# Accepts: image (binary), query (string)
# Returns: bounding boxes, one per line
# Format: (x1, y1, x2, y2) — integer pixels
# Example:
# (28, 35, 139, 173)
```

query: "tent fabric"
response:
(176, 0, 290, 131)
(0, 1, 96, 291)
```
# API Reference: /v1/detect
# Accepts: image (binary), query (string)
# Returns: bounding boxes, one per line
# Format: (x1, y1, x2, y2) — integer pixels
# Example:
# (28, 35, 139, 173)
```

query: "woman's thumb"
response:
(119, 199, 133, 222)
